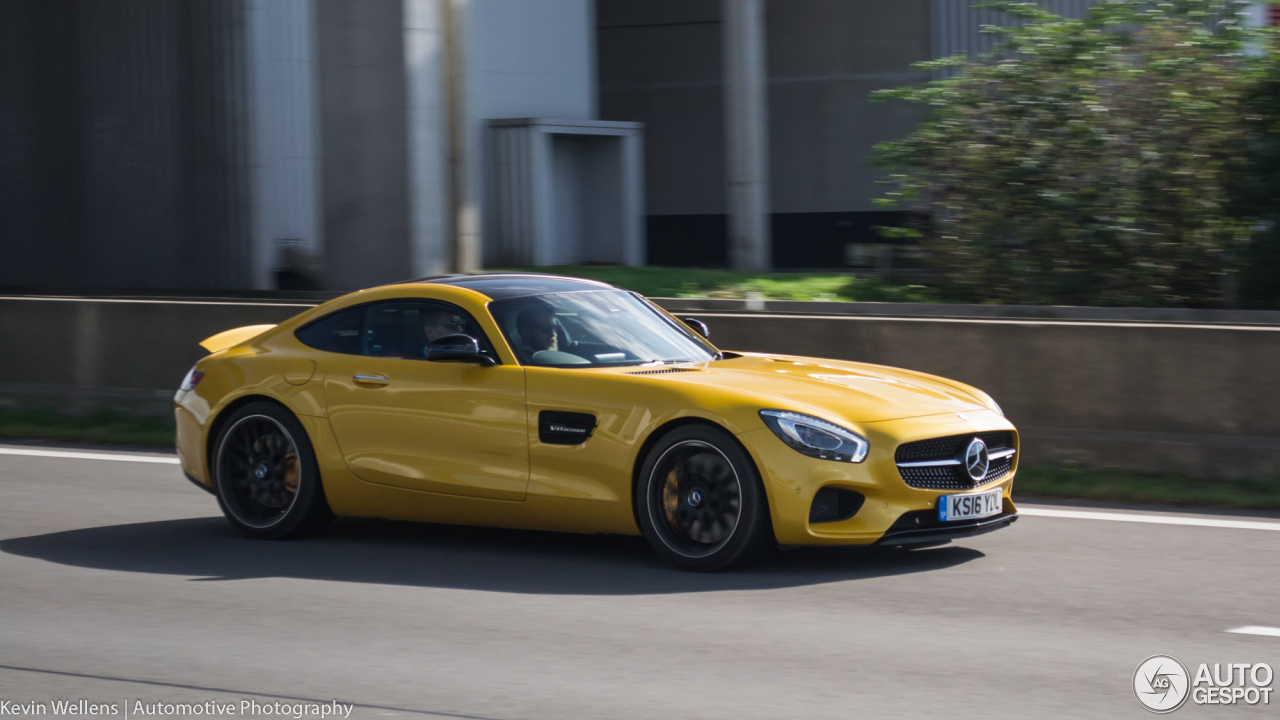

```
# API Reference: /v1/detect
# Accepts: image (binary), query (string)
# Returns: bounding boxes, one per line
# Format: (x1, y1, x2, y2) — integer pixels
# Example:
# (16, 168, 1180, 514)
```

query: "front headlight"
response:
(759, 410, 869, 463)
(976, 391, 1003, 417)
(966, 388, 1003, 417)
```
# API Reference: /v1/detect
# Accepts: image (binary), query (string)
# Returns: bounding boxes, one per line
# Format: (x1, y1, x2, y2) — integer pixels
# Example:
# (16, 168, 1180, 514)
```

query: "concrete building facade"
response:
(1, 0, 602, 293)
(0, 0, 255, 292)
(598, 0, 1113, 269)
(6, 0, 1268, 292)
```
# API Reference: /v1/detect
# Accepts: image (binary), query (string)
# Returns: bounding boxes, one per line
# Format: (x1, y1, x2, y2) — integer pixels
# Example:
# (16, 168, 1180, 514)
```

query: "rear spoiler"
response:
(199, 324, 277, 353)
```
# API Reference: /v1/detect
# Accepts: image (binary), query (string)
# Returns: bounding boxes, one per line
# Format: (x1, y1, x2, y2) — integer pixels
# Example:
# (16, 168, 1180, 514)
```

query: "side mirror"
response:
(679, 317, 710, 339)
(426, 334, 495, 366)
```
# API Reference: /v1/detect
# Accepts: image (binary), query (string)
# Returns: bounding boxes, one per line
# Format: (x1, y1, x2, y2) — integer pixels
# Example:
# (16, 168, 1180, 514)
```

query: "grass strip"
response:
(502, 265, 938, 303)
(1014, 465, 1280, 513)
(0, 408, 175, 449)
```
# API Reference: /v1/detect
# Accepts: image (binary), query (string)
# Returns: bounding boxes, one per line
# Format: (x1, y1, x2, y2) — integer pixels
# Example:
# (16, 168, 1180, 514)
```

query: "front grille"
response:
(809, 487, 865, 524)
(894, 431, 1015, 490)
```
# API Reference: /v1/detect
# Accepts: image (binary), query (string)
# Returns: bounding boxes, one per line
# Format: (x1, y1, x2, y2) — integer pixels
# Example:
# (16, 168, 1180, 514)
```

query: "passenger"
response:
(516, 305, 558, 359)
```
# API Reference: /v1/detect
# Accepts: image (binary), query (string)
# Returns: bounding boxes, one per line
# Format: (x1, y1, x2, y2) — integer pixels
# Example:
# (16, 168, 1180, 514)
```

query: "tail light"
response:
(180, 369, 206, 392)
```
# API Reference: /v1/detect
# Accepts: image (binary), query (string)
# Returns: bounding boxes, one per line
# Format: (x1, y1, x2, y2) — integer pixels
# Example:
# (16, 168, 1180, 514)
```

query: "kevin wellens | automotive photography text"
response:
(0, 699, 355, 718)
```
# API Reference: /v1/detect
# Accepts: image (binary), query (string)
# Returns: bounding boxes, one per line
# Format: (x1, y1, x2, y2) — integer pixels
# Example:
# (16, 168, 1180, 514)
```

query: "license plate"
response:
(939, 488, 1004, 522)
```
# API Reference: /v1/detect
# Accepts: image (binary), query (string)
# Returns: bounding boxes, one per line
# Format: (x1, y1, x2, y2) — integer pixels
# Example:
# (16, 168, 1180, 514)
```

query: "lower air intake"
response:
(809, 487, 865, 524)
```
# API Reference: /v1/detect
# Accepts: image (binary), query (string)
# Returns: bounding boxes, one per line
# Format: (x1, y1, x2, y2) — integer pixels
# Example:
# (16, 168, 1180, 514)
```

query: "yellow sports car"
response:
(175, 274, 1018, 570)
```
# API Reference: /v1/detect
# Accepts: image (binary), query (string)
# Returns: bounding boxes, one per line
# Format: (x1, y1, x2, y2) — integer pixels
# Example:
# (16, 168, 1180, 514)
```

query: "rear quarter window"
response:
(295, 307, 365, 354)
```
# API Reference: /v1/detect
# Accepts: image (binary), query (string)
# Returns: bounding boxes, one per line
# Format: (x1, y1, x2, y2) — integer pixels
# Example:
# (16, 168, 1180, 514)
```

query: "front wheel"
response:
(211, 401, 333, 539)
(636, 425, 773, 571)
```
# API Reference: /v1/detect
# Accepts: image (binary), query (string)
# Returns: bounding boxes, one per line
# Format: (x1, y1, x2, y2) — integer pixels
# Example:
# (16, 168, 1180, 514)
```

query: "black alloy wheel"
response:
(636, 424, 773, 571)
(212, 401, 332, 539)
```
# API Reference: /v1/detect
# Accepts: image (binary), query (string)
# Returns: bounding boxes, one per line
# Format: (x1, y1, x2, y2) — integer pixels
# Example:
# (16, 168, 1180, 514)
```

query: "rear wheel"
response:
(636, 425, 773, 571)
(212, 401, 332, 539)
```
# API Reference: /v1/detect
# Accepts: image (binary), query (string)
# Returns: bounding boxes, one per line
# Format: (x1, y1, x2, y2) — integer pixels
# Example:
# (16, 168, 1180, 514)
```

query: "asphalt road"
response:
(1, 446, 1277, 719)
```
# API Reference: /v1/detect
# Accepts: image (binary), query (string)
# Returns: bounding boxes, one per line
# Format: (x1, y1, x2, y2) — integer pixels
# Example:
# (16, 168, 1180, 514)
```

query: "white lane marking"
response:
(1019, 507, 1280, 532)
(1227, 626, 1280, 637)
(0, 448, 180, 465)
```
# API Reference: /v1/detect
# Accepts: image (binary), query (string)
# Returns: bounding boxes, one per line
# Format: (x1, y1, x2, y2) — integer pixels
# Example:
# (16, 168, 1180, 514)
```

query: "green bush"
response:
(873, 1, 1279, 308)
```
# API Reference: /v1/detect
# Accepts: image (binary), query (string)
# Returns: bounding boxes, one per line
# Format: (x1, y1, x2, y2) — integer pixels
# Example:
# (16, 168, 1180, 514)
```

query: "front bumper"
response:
(737, 410, 1020, 546)
(877, 510, 1018, 547)
(184, 470, 215, 495)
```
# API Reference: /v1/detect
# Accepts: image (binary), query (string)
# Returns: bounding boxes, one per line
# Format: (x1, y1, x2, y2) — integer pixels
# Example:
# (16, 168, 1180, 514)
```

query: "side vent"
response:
(809, 487, 865, 524)
(539, 411, 598, 445)
(627, 367, 698, 376)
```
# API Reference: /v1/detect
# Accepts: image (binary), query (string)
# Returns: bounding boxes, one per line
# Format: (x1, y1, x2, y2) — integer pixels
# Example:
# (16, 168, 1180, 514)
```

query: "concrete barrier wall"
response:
(0, 298, 311, 414)
(3, 296, 1278, 477)
(671, 310, 1280, 479)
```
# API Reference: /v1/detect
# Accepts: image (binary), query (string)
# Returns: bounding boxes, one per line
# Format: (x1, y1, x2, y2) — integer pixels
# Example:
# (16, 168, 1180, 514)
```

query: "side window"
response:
(295, 307, 366, 355)
(360, 301, 498, 363)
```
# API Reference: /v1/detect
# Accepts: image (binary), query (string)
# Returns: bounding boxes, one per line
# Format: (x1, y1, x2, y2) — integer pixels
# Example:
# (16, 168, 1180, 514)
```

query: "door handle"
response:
(353, 373, 390, 386)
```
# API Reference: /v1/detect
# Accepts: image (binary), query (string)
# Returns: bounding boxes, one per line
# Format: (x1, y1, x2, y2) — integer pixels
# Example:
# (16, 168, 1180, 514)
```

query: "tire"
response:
(635, 424, 773, 571)
(211, 401, 333, 539)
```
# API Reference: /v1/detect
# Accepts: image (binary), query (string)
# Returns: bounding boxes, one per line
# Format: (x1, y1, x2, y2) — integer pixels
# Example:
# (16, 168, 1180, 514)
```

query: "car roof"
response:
(408, 273, 617, 300)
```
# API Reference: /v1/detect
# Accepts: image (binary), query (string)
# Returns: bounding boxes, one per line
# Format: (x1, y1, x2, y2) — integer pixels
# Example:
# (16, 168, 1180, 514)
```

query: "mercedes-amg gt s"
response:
(176, 274, 1017, 570)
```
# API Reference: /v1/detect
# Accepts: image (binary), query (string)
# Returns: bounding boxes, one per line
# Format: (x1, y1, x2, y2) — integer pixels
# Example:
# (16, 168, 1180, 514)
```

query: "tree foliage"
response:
(873, 0, 1279, 307)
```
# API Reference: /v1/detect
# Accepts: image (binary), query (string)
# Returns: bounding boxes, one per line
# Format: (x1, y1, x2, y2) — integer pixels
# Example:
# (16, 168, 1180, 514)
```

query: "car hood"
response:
(667, 353, 990, 424)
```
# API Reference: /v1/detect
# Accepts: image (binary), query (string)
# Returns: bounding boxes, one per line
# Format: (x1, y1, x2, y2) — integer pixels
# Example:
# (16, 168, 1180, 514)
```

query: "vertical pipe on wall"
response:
(246, 0, 324, 290)
(404, 0, 450, 278)
(622, 131, 645, 266)
(721, 0, 771, 271)
(443, 0, 480, 273)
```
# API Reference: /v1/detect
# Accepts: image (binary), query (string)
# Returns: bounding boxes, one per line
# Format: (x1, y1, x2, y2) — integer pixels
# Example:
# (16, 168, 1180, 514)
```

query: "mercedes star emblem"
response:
(964, 438, 989, 482)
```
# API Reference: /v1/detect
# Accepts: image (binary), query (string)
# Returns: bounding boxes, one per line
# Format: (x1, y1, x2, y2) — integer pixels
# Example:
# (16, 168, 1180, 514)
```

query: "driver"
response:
(516, 305, 558, 359)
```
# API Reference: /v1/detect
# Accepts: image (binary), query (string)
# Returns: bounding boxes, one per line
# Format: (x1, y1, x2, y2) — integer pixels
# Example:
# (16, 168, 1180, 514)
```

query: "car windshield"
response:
(489, 290, 718, 367)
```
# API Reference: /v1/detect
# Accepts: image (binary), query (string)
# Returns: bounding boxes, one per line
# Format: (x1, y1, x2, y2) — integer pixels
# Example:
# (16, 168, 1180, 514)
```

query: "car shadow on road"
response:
(0, 516, 984, 595)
